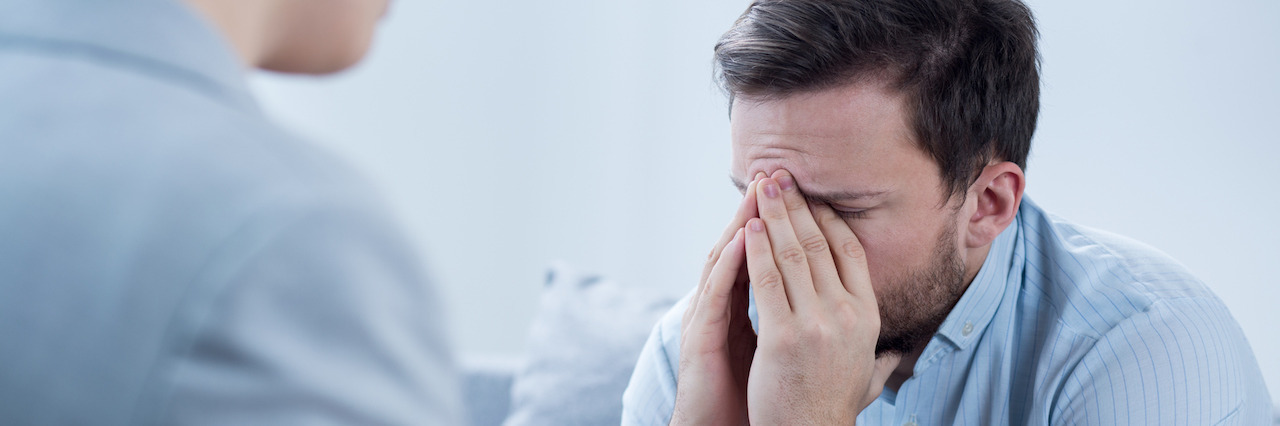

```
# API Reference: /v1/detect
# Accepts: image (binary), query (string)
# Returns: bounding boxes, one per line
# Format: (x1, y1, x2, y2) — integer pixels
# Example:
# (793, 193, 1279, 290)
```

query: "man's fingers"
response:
(689, 176, 760, 328)
(745, 217, 792, 324)
(771, 170, 843, 296)
(811, 202, 876, 301)
(866, 353, 902, 406)
(754, 177, 818, 310)
(692, 228, 747, 331)
(699, 178, 759, 287)
(868, 353, 902, 395)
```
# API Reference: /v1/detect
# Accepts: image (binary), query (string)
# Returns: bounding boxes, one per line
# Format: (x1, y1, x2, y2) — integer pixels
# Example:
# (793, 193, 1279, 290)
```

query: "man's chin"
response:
(872, 223, 968, 357)
(874, 330, 932, 357)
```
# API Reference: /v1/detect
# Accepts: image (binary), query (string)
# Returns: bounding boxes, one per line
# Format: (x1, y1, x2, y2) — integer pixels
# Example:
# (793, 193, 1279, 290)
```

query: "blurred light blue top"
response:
(0, 0, 461, 424)
(623, 197, 1273, 425)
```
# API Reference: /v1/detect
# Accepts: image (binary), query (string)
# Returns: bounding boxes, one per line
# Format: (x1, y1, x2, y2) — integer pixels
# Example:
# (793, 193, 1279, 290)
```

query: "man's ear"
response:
(963, 161, 1025, 248)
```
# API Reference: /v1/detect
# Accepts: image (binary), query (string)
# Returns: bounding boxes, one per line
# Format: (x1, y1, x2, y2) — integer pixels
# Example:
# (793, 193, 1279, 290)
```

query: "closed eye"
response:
(833, 207, 868, 219)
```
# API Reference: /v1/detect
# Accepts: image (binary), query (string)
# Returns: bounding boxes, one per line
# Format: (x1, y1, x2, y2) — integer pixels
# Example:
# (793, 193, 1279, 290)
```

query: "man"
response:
(623, 0, 1272, 424)
(0, 0, 460, 424)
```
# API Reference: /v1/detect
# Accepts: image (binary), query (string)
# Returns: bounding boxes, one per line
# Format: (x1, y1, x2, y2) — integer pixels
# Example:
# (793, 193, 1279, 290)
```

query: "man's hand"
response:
(744, 170, 900, 425)
(670, 173, 765, 426)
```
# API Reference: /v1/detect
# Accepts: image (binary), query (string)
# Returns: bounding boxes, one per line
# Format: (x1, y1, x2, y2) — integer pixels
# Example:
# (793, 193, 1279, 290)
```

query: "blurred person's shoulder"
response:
(0, 0, 385, 226)
(0, 38, 387, 246)
(0, 3, 444, 423)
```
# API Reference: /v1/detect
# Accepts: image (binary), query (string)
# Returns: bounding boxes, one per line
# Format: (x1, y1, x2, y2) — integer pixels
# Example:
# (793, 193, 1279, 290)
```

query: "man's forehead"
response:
(728, 82, 919, 199)
(729, 131, 892, 195)
(730, 82, 908, 139)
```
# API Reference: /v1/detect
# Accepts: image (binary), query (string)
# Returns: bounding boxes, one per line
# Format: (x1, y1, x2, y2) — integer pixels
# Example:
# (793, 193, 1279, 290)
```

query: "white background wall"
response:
(251, 0, 1279, 397)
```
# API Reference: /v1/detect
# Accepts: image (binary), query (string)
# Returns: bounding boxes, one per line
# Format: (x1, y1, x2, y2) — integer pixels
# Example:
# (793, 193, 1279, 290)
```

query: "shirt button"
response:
(962, 322, 974, 337)
(904, 414, 919, 426)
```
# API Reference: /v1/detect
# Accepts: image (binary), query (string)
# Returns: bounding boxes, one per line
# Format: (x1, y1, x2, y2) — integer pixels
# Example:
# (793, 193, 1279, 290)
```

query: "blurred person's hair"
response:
(715, 0, 1040, 199)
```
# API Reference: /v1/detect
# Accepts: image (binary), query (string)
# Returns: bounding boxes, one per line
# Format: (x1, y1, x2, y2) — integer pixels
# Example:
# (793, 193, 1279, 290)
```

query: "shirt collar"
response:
(0, 0, 257, 110)
(929, 209, 1022, 353)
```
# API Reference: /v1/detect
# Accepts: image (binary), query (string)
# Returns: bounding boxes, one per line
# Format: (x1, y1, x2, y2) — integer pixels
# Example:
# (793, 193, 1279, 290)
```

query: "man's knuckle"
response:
(799, 234, 829, 254)
(832, 302, 860, 325)
(867, 314, 881, 331)
(802, 319, 847, 348)
(841, 240, 867, 261)
(704, 246, 720, 265)
(756, 270, 785, 291)
(762, 208, 789, 222)
(778, 245, 807, 265)
(786, 199, 809, 213)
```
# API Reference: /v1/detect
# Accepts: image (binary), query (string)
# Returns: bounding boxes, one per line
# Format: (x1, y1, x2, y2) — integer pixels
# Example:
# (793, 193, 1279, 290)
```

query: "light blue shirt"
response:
(0, 0, 461, 424)
(623, 197, 1272, 425)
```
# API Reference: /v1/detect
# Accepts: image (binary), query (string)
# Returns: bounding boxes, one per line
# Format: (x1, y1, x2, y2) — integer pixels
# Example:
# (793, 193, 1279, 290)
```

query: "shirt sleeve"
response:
(152, 195, 463, 425)
(1051, 296, 1273, 425)
(622, 294, 690, 426)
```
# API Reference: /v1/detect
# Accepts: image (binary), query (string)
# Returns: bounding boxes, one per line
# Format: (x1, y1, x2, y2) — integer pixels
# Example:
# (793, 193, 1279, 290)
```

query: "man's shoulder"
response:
(653, 290, 693, 360)
(621, 290, 692, 426)
(1017, 199, 1216, 339)
(1018, 200, 1272, 423)
(627, 288, 693, 381)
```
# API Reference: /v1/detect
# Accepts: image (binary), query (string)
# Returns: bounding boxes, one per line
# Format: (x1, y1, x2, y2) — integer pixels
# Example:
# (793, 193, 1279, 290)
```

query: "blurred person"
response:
(623, 0, 1272, 424)
(0, 0, 461, 424)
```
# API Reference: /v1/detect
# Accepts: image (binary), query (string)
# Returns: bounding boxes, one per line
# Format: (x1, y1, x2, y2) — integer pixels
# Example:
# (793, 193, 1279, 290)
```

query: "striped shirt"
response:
(622, 196, 1272, 425)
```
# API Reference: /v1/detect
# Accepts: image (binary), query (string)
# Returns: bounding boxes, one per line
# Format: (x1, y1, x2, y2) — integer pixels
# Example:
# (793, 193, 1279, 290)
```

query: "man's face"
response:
(730, 81, 968, 356)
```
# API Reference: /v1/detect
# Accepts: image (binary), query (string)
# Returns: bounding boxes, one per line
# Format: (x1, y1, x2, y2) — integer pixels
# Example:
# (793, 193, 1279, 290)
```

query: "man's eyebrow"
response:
(729, 175, 887, 204)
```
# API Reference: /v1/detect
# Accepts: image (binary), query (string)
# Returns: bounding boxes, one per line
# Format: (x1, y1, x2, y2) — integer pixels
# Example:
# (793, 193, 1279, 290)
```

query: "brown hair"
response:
(715, 0, 1040, 198)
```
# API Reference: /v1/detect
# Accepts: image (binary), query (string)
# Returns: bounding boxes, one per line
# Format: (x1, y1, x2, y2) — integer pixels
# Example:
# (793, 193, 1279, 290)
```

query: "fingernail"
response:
(778, 174, 795, 191)
(763, 181, 779, 199)
(754, 171, 767, 181)
(733, 228, 745, 242)
(749, 218, 764, 232)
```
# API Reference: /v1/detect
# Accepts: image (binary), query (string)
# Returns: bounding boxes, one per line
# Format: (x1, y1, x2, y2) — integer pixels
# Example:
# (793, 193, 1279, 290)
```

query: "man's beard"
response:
(873, 221, 968, 357)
